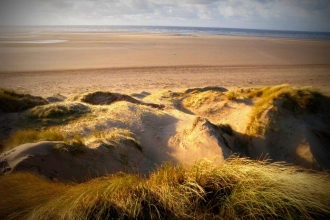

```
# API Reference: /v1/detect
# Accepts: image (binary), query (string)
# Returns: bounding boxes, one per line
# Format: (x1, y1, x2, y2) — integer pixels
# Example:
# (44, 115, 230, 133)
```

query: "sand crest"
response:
(1, 85, 330, 182)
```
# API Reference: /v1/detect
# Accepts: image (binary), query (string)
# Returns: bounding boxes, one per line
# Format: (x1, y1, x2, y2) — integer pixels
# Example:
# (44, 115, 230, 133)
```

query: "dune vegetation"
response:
(0, 88, 48, 113)
(245, 85, 330, 136)
(1, 85, 330, 219)
(1, 158, 330, 220)
(5, 128, 65, 150)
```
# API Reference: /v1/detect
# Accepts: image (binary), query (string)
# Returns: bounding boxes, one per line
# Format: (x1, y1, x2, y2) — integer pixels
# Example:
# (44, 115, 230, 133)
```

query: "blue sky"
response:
(0, 0, 329, 32)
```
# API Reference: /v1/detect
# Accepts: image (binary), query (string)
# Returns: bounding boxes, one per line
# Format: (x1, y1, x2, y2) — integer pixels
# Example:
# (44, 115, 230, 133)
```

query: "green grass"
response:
(1, 158, 329, 219)
(0, 88, 48, 113)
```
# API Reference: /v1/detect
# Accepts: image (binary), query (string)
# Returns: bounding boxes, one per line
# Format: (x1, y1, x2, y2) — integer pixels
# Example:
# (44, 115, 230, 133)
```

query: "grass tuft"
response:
(0, 88, 48, 113)
(245, 85, 330, 135)
(4, 128, 65, 152)
(4, 129, 86, 155)
(1, 158, 330, 220)
(28, 102, 90, 120)
(182, 90, 223, 108)
(90, 128, 143, 152)
(225, 90, 239, 101)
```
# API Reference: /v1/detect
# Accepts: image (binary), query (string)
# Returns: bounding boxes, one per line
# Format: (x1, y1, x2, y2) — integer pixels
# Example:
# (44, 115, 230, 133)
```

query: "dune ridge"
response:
(1, 85, 330, 179)
(1, 85, 330, 219)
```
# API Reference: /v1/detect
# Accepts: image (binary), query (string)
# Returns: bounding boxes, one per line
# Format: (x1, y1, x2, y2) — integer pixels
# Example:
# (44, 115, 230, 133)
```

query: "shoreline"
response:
(1, 32, 330, 96)
(1, 63, 330, 73)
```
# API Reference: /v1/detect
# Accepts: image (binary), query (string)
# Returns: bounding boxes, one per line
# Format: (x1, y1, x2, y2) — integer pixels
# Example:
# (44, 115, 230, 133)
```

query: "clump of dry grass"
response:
(225, 90, 239, 101)
(1, 158, 330, 220)
(88, 128, 142, 152)
(28, 102, 90, 120)
(3, 128, 88, 155)
(0, 172, 70, 220)
(245, 85, 330, 135)
(182, 90, 224, 108)
(53, 140, 86, 155)
(0, 88, 48, 113)
(3, 128, 65, 152)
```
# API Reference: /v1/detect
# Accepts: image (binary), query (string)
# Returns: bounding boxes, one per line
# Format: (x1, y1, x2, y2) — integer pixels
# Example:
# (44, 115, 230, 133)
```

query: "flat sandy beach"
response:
(1, 32, 330, 97)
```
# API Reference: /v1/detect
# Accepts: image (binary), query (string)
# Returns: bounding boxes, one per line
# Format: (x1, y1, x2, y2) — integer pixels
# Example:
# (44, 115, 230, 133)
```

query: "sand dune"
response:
(1, 85, 330, 182)
(1, 32, 330, 219)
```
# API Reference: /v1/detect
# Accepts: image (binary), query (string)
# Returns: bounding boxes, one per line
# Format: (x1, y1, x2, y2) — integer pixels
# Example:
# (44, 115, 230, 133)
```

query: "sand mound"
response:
(245, 86, 330, 170)
(0, 88, 48, 113)
(71, 91, 164, 109)
(28, 102, 91, 119)
(184, 86, 228, 94)
(1, 85, 330, 182)
(168, 116, 233, 163)
(0, 99, 233, 181)
(0, 141, 153, 182)
(45, 94, 67, 103)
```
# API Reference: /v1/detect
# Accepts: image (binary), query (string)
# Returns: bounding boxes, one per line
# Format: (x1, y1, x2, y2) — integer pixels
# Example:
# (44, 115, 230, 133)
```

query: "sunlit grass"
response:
(87, 128, 143, 152)
(225, 90, 239, 101)
(182, 90, 224, 108)
(245, 85, 330, 135)
(1, 158, 329, 220)
(27, 102, 91, 125)
(3, 128, 65, 152)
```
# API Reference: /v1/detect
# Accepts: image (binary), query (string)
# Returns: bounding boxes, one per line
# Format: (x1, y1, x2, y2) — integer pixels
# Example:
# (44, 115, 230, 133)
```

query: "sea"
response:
(1, 25, 330, 40)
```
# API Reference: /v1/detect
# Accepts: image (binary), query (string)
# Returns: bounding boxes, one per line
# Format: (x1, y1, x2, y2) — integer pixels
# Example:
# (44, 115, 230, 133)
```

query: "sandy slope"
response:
(0, 32, 330, 181)
(1, 86, 330, 182)
(0, 91, 233, 181)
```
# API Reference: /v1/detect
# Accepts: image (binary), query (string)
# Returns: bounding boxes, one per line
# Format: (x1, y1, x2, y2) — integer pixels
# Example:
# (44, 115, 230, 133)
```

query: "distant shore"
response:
(0, 32, 330, 96)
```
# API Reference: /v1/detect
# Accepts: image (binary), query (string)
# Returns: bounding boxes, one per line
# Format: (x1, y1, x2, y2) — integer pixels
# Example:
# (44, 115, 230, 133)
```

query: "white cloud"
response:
(0, 0, 329, 31)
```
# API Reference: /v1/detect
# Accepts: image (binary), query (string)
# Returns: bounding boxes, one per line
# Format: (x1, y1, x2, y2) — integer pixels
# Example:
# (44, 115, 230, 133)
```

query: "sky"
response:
(0, 0, 329, 32)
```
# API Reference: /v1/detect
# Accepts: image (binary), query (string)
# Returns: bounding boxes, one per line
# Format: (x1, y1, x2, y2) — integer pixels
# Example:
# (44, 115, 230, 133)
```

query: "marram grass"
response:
(0, 87, 47, 113)
(4, 128, 65, 152)
(1, 158, 330, 220)
(245, 85, 330, 136)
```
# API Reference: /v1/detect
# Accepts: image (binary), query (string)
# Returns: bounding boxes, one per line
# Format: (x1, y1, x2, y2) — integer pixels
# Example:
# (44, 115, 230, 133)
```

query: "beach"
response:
(1, 31, 330, 219)
(0, 32, 330, 97)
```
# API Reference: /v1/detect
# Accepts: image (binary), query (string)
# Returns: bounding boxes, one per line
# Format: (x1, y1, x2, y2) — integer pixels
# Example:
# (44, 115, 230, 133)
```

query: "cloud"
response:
(0, 0, 329, 31)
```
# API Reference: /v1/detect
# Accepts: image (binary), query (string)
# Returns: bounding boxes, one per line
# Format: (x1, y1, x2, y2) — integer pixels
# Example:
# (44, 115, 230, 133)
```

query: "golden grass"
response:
(182, 90, 223, 108)
(87, 128, 143, 152)
(245, 85, 330, 135)
(1, 158, 329, 220)
(3, 128, 65, 152)
(27, 102, 91, 123)
(225, 90, 239, 101)
(0, 173, 70, 220)
(3, 128, 87, 155)
(53, 134, 86, 155)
